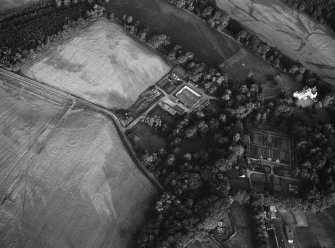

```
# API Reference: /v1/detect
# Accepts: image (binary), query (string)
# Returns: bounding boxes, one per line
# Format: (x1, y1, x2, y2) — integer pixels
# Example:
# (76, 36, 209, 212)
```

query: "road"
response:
(0, 68, 164, 194)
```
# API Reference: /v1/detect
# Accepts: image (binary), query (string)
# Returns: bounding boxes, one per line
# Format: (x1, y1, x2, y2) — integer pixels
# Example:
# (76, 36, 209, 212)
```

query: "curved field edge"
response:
(216, 0, 335, 85)
(0, 72, 158, 248)
(22, 19, 172, 110)
(0, 0, 41, 12)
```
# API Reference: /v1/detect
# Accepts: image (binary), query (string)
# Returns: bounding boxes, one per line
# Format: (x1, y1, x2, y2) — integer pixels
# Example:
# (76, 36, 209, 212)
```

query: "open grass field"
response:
(216, 0, 335, 85)
(103, 0, 241, 68)
(222, 204, 255, 248)
(0, 0, 39, 11)
(23, 19, 171, 109)
(220, 48, 277, 84)
(221, 48, 300, 94)
(0, 73, 68, 186)
(129, 122, 167, 153)
(280, 209, 335, 248)
(0, 74, 158, 248)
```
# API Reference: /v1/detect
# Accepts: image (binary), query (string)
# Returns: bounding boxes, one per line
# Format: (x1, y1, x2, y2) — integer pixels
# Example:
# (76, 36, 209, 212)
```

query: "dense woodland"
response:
(0, 1, 91, 70)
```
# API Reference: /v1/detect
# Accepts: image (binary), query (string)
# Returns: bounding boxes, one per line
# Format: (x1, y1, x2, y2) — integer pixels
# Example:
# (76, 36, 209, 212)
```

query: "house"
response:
(158, 102, 176, 115)
(270, 206, 277, 219)
(175, 85, 202, 109)
(289, 184, 299, 194)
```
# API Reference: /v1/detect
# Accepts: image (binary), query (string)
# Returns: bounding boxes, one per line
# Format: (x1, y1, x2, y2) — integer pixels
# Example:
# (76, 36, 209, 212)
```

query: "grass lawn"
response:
(23, 19, 171, 109)
(281, 209, 335, 248)
(149, 105, 179, 128)
(222, 204, 255, 248)
(295, 225, 320, 248)
(278, 177, 301, 196)
(250, 173, 266, 186)
(221, 48, 276, 84)
(129, 122, 167, 153)
(221, 48, 301, 94)
(228, 169, 250, 191)
(230, 178, 250, 191)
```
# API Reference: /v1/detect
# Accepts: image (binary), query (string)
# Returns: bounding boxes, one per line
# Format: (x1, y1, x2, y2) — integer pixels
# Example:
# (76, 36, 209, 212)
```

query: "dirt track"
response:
(216, 0, 335, 85)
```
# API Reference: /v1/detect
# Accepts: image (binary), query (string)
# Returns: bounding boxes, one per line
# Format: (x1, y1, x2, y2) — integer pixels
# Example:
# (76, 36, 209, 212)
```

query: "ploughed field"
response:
(0, 73, 157, 248)
(216, 0, 335, 85)
(23, 19, 171, 109)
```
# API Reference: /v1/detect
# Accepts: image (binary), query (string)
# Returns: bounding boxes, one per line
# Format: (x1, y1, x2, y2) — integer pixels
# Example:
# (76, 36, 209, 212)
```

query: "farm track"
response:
(0, 68, 164, 200)
(0, 101, 72, 203)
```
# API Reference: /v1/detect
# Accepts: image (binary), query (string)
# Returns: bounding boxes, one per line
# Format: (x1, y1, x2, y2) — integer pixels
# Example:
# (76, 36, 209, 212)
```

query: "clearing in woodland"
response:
(0, 73, 158, 248)
(23, 19, 171, 109)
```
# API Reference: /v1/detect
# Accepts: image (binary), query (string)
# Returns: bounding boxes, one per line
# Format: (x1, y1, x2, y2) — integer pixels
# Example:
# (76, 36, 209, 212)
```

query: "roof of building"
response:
(159, 102, 176, 115)
(173, 104, 185, 115)
(175, 85, 201, 108)
(285, 226, 294, 240)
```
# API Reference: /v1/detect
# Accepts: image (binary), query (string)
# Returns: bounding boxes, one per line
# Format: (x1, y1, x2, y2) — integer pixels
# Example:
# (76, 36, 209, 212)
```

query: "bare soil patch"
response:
(23, 19, 171, 109)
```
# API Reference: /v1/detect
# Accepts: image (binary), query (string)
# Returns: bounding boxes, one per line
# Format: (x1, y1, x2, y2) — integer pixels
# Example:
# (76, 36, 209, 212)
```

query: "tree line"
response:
(0, 2, 96, 71)
(281, 0, 335, 32)
(166, 0, 330, 99)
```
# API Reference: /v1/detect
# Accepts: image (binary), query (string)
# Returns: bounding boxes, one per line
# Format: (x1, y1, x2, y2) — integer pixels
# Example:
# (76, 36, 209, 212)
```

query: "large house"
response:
(175, 85, 202, 109)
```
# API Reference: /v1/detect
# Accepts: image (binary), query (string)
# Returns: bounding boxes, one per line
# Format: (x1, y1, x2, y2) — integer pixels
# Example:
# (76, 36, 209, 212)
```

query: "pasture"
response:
(0, 74, 158, 248)
(280, 209, 335, 248)
(23, 19, 171, 109)
(129, 122, 167, 153)
(222, 204, 255, 248)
